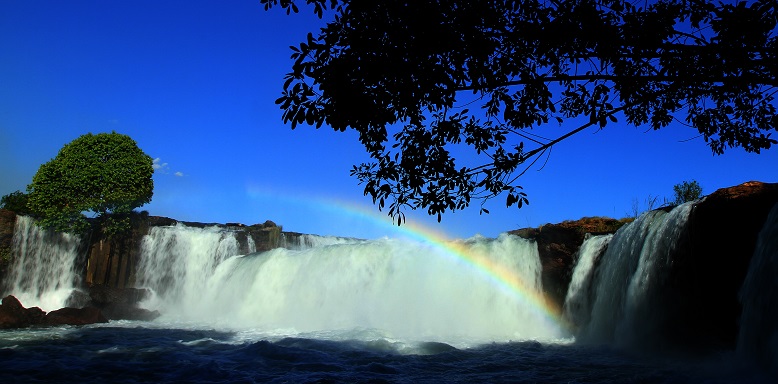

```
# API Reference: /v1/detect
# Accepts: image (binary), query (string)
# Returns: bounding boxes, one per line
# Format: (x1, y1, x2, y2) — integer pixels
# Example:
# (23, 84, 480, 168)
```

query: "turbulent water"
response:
(0, 324, 768, 383)
(1, 211, 776, 383)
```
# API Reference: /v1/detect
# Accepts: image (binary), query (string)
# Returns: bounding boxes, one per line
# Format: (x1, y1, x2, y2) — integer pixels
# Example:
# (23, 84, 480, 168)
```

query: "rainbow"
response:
(245, 184, 568, 334)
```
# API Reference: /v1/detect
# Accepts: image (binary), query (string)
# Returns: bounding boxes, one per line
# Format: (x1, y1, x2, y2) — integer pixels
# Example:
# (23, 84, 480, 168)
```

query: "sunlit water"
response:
(1, 211, 775, 383)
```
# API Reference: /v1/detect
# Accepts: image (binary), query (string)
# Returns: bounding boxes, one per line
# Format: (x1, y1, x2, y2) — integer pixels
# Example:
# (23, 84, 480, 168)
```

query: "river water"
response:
(0, 322, 769, 383)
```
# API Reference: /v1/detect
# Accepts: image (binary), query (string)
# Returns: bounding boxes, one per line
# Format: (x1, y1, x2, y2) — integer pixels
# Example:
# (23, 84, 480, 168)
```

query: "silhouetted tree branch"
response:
(262, 0, 778, 224)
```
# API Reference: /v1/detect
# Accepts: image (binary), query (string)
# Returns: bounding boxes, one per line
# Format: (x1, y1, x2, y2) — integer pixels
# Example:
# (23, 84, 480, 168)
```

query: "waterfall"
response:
(280, 233, 361, 249)
(135, 229, 560, 344)
(737, 203, 778, 374)
(135, 224, 242, 306)
(245, 234, 256, 254)
(576, 203, 694, 348)
(562, 234, 613, 332)
(5, 215, 84, 311)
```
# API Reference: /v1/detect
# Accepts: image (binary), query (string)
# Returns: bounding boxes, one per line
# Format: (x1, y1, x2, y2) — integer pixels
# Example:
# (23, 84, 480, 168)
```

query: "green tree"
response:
(0, 190, 31, 215)
(27, 132, 154, 235)
(263, 0, 777, 223)
(673, 180, 703, 204)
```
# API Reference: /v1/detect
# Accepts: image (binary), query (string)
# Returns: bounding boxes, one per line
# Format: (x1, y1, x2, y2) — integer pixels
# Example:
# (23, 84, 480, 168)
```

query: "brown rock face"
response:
(1, 295, 112, 328)
(0, 209, 17, 287)
(511, 217, 629, 309)
(0, 209, 15, 245)
(85, 237, 139, 288)
(100, 304, 160, 321)
(0, 291, 154, 328)
(88, 286, 151, 307)
(667, 181, 778, 349)
(0, 295, 45, 328)
(43, 307, 108, 326)
(84, 285, 160, 321)
(83, 214, 283, 288)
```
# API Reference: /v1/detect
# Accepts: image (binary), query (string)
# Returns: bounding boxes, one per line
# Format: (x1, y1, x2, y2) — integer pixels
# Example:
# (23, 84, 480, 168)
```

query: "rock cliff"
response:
(510, 181, 778, 335)
(81, 214, 283, 288)
(0, 295, 109, 328)
(510, 216, 631, 308)
(669, 181, 778, 348)
(0, 209, 16, 284)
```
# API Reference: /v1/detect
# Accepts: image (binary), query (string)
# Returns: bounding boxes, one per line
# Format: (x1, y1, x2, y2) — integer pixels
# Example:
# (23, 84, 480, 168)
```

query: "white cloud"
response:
(152, 157, 169, 172)
(153, 157, 184, 177)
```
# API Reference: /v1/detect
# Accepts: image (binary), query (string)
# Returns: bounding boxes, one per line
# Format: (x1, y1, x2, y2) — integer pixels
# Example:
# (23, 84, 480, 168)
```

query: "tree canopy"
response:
(263, 0, 778, 223)
(27, 132, 154, 235)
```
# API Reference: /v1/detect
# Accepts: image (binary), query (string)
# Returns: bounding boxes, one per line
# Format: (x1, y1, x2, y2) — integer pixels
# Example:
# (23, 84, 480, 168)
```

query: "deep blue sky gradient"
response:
(2, 1, 776, 239)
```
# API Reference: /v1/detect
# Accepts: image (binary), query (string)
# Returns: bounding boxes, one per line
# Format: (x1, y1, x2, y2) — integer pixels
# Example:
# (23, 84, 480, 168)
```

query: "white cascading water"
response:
(281, 233, 361, 249)
(737, 203, 778, 374)
(245, 235, 256, 254)
(5, 215, 84, 311)
(575, 203, 694, 348)
(562, 234, 613, 332)
(135, 224, 241, 308)
(135, 228, 561, 345)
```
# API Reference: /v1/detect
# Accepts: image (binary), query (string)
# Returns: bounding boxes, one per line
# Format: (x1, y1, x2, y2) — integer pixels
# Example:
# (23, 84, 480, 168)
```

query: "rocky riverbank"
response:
(0, 286, 160, 329)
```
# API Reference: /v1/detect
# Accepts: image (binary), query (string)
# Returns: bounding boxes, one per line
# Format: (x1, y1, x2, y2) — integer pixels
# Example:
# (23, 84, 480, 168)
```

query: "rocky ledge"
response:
(66, 286, 161, 322)
(0, 295, 107, 328)
(0, 286, 161, 329)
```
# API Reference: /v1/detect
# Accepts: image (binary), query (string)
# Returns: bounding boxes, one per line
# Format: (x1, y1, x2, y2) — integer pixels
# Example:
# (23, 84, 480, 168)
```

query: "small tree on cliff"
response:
(27, 132, 154, 236)
(673, 180, 703, 204)
(263, 0, 778, 224)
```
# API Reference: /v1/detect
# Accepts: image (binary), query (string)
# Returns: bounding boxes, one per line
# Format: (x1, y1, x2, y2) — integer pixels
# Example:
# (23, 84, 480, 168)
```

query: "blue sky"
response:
(1, 1, 776, 240)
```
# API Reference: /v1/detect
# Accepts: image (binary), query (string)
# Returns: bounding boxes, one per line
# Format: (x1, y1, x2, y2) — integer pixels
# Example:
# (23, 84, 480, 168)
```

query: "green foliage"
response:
(264, 0, 778, 224)
(100, 213, 133, 238)
(673, 180, 703, 204)
(0, 190, 31, 215)
(26, 132, 154, 235)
